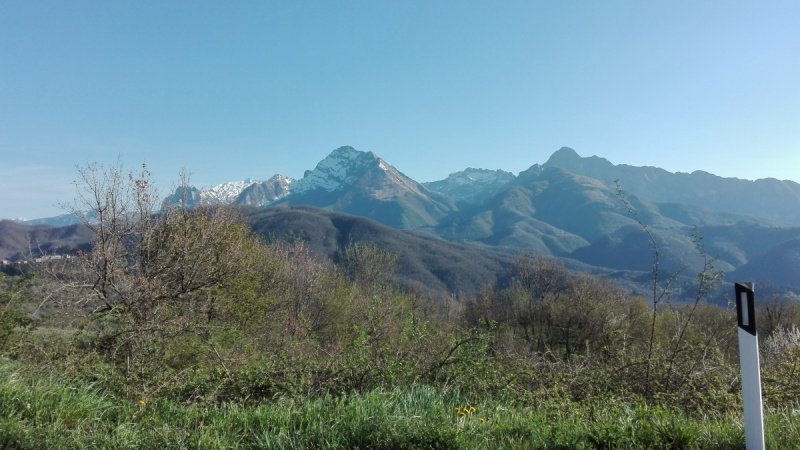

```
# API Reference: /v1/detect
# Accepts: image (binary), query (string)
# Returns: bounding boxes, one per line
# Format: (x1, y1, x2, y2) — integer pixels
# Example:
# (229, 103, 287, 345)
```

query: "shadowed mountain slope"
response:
(732, 238, 800, 289)
(235, 175, 292, 207)
(544, 147, 800, 226)
(436, 166, 683, 256)
(245, 206, 515, 297)
(0, 220, 92, 261)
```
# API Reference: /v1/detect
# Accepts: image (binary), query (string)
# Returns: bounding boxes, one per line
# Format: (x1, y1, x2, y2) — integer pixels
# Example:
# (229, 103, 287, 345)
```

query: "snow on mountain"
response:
(424, 168, 516, 204)
(292, 146, 433, 200)
(283, 146, 457, 229)
(439, 168, 515, 186)
(292, 146, 378, 193)
(372, 156, 430, 199)
(235, 174, 294, 207)
(161, 185, 203, 209)
(200, 179, 260, 204)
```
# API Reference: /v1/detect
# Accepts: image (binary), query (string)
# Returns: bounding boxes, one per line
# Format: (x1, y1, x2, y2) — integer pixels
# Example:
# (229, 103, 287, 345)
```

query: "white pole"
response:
(735, 282, 765, 450)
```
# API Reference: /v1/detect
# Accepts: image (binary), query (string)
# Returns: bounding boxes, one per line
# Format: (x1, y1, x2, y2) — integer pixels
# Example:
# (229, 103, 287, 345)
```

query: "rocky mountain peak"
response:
(544, 147, 615, 175)
(329, 145, 368, 158)
(161, 185, 203, 209)
(545, 147, 581, 164)
(200, 179, 259, 204)
(235, 174, 293, 207)
(293, 146, 383, 193)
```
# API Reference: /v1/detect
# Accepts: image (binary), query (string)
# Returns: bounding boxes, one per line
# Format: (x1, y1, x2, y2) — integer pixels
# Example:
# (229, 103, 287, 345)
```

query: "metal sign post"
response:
(735, 282, 765, 450)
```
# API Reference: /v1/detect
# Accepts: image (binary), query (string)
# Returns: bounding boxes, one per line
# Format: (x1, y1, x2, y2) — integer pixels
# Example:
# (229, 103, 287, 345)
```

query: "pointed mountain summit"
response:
(544, 147, 617, 176)
(283, 146, 456, 229)
(544, 146, 582, 165)
(544, 147, 673, 188)
(292, 146, 381, 194)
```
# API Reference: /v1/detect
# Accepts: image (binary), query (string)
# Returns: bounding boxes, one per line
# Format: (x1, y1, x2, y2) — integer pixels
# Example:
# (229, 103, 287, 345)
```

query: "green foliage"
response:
(0, 274, 35, 353)
(762, 326, 800, 408)
(10, 235, 798, 445)
(6, 164, 800, 446)
(7, 360, 800, 449)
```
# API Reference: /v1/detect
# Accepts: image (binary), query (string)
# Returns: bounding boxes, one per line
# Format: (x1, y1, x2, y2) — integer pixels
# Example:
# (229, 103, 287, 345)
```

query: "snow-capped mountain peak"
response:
(199, 179, 260, 204)
(293, 146, 381, 193)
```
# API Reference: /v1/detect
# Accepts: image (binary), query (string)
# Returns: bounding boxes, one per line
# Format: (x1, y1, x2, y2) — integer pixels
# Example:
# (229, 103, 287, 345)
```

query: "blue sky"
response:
(1, 1, 799, 219)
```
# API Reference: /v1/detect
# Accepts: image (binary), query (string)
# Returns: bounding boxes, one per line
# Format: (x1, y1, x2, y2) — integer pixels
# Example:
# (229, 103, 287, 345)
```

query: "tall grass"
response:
(4, 358, 799, 449)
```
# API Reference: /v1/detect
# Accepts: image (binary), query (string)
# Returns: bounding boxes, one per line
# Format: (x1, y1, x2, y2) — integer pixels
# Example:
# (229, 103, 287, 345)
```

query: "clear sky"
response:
(1, 1, 799, 219)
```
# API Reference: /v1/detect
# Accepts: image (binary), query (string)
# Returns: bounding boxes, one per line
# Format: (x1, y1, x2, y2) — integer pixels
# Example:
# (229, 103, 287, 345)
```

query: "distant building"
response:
(33, 254, 70, 263)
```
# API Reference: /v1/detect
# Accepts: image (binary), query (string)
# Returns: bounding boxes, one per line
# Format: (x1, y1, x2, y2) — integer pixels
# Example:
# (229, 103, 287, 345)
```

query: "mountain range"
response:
(6, 146, 800, 298)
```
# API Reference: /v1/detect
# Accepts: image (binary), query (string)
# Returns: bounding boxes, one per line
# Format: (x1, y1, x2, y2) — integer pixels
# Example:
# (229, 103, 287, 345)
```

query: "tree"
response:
(0, 273, 34, 352)
(509, 255, 570, 351)
(614, 182, 731, 403)
(63, 162, 264, 392)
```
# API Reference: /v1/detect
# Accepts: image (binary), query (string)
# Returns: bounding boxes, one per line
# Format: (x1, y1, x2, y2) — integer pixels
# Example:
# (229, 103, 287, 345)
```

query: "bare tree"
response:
(62, 162, 262, 391)
(510, 255, 569, 350)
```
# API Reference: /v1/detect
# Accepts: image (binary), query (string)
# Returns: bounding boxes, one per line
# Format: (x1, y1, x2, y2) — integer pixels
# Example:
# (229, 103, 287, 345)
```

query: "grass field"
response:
(3, 360, 799, 449)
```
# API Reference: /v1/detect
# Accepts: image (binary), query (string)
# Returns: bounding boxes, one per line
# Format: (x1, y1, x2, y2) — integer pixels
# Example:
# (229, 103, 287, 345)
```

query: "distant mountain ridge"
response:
(543, 147, 800, 226)
(161, 175, 293, 210)
(22, 145, 800, 228)
(0, 220, 92, 261)
(423, 168, 516, 206)
(8, 145, 800, 295)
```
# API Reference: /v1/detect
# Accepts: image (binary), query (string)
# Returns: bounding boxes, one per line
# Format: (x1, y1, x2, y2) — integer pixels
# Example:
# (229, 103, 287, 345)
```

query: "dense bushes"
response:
(2, 164, 800, 446)
(8, 223, 799, 411)
(9, 208, 798, 411)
